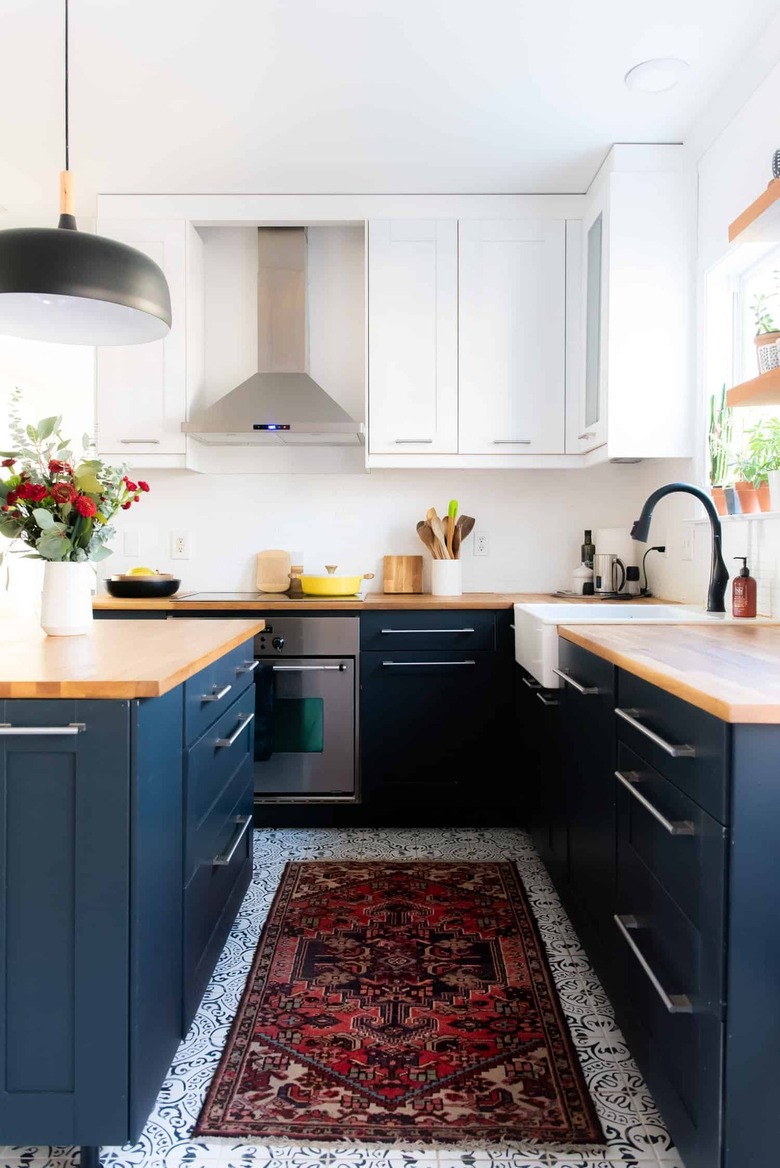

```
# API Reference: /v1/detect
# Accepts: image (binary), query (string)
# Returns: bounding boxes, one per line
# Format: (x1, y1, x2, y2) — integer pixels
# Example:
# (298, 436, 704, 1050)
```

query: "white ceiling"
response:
(2, 0, 779, 210)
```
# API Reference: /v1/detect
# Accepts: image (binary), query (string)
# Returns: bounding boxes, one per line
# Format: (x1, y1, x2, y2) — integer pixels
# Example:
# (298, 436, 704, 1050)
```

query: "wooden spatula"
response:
(426, 507, 449, 558)
(417, 519, 442, 558)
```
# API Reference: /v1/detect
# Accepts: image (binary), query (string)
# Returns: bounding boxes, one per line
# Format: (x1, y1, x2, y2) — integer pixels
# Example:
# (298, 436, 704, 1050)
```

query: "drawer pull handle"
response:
(536, 692, 560, 707)
(394, 439, 433, 444)
(119, 438, 161, 444)
(614, 914, 693, 1014)
(213, 815, 253, 866)
(201, 683, 232, 703)
(215, 711, 254, 748)
(522, 676, 543, 690)
(615, 708, 696, 758)
(578, 430, 596, 440)
(382, 660, 476, 667)
(380, 628, 476, 634)
(0, 722, 85, 736)
(615, 771, 696, 835)
(552, 667, 600, 695)
(272, 664, 346, 672)
(236, 659, 259, 674)
(493, 439, 532, 445)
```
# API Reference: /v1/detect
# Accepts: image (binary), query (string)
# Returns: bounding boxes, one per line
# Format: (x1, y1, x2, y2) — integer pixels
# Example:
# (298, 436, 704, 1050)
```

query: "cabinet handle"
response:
(552, 667, 601, 695)
(522, 676, 542, 690)
(381, 660, 476, 667)
(615, 708, 696, 758)
(614, 771, 696, 835)
(119, 438, 161, 444)
(380, 628, 476, 634)
(614, 914, 692, 1014)
(536, 692, 560, 707)
(272, 664, 346, 672)
(578, 430, 596, 440)
(0, 722, 85, 736)
(236, 659, 259, 674)
(201, 683, 232, 703)
(394, 439, 433, 444)
(492, 439, 532, 445)
(215, 711, 254, 748)
(213, 815, 253, 866)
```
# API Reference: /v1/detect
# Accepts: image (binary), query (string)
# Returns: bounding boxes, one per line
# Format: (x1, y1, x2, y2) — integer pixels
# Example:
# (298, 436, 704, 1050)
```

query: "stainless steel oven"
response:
(252, 616, 359, 802)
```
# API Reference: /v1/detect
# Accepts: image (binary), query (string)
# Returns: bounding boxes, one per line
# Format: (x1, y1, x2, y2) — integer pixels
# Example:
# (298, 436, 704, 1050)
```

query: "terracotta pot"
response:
(710, 486, 727, 516)
(756, 480, 772, 512)
(734, 480, 761, 514)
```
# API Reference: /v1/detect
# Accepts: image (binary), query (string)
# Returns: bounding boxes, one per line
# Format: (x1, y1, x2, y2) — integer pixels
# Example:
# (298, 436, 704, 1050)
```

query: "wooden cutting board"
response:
(383, 555, 423, 593)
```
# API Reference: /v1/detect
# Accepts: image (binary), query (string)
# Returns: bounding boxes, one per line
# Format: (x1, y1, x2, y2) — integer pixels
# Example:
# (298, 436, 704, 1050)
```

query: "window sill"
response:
(687, 511, 780, 524)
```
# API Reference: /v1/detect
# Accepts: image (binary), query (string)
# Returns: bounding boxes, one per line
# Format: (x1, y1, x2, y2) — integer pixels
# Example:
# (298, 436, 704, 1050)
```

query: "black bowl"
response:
(105, 576, 181, 598)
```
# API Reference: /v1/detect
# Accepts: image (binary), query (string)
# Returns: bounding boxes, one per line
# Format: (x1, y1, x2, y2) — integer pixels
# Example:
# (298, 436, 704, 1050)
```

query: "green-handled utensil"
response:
(447, 499, 458, 557)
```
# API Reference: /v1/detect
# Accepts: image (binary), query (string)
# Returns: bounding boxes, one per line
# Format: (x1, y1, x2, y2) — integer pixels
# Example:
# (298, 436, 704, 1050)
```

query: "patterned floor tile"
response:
(0, 829, 684, 1168)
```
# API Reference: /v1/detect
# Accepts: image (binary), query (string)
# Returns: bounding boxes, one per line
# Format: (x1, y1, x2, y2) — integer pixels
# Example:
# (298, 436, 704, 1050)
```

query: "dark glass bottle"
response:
(581, 529, 596, 569)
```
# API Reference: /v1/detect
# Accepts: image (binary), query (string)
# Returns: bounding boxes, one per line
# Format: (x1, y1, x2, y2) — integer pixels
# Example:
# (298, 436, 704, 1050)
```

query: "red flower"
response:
(121, 501, 132, 510)
(138, 480, 150, 492)
(17, 483, 48, 503)
(1, 458, 15, 468)
(124, 478, 138, 493)
(48, 459, 73, 475)
(50, 482, 76, 505)
(6, 490, 17, 506)
(73, 495, 97, 518)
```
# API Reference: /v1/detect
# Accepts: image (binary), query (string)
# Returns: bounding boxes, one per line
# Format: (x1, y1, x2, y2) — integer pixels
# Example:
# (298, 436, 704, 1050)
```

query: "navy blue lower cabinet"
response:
(514, 665, 568, 884)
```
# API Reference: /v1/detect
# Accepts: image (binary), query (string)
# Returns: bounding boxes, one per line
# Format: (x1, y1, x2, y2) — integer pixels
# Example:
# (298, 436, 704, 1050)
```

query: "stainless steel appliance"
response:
(252, 616, 359, 802)
(593, 553, 626, 595)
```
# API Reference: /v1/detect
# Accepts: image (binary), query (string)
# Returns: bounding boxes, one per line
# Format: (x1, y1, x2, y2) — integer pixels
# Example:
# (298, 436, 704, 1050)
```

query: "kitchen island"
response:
(0, 618, 263, 1163)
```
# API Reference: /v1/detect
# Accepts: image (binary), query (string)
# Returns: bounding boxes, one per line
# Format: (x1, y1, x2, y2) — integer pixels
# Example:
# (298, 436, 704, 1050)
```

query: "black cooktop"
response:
(173, 592, 363, 603)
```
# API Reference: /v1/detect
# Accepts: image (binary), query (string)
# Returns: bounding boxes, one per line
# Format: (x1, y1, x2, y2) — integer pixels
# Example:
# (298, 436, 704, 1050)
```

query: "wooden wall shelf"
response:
(729, 177, 780, 243)
(726, 366, 780, 408)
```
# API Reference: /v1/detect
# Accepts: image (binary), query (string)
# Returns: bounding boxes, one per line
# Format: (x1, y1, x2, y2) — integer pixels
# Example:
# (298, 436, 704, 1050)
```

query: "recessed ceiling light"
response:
(624, 58, 689, 94)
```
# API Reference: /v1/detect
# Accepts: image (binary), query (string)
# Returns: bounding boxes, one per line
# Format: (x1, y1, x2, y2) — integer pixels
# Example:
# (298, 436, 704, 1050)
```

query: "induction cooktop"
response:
(173, 591, 364, 602)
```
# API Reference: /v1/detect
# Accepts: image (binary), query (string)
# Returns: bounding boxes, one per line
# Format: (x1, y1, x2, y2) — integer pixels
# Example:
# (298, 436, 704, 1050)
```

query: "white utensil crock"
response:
(40, 561, 94, 636)
(431, 559, 463, 597)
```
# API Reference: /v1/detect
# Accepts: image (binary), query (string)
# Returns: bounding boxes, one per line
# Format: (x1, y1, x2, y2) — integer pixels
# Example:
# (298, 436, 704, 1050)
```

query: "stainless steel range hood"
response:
(183, 227, 365, 446)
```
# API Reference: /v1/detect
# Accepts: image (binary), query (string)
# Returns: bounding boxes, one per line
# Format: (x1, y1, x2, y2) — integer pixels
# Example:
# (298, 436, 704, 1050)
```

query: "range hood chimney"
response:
(183, 227, 365, 445)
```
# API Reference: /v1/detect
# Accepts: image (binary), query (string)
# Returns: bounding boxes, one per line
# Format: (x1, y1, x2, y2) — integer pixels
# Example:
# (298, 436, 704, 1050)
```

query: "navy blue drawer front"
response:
(184, 690, 255, 876)
(615, 780, 725, 1168)
(185, 739, 254, 884)
(360, 610, 495, 652)
(616, 743, 727, 936)
(616, 671, 729, 825)
(183, 759, 253, 1030)
(184, 638, 257, 747)
(557, 638, 615, 696)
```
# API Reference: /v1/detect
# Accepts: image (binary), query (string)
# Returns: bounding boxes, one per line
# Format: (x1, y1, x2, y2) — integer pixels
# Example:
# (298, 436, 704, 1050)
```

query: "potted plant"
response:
(0, 401, 149, 635)
(751, 289, 780, 374)
(744, 416, 780, 510)
(731, 452, 763, 513)
(708, 384, 733, 515)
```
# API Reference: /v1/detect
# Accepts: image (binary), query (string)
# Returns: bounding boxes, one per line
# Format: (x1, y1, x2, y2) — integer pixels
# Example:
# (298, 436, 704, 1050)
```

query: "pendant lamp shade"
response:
(0, 218, 172, 346)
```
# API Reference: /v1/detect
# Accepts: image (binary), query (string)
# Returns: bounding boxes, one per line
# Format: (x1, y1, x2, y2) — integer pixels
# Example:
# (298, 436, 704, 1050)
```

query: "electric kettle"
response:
(593, 553, 626, 595)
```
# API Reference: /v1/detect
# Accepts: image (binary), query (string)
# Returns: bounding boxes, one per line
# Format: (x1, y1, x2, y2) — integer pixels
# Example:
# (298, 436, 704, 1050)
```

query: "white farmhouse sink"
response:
(514, 602, 728, 688)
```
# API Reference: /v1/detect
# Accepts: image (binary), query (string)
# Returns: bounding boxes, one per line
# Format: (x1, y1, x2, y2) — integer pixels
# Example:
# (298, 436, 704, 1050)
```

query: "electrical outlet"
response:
(170, 532, 191, 560)
(680, 529, 693, 561)
(473, 532, 489, 557)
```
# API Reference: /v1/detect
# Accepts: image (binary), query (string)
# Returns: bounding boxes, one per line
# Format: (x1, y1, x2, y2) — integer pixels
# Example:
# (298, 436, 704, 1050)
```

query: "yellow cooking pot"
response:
(299, 566, 375, 596)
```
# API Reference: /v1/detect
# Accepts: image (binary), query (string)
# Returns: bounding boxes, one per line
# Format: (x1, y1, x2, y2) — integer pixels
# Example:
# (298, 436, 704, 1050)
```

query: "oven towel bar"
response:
(254, 663, 276, 763)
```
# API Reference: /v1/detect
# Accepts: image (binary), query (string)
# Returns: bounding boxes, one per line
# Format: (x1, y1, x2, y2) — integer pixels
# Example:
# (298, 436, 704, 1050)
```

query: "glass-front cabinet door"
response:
(569, 209, 607, 453)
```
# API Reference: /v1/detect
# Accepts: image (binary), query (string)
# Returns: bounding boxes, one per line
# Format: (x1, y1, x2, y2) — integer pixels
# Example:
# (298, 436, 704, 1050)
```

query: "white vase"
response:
(40, 561, 94, 636)
(430, 559, 463, 597)
(769, 469, 780, 513)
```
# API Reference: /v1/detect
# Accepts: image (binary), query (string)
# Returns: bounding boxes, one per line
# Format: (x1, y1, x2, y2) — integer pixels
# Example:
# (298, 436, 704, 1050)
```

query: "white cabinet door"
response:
(458, 219, 566, 455)
(567, 203, 607, 453)
(95, 219, 187, 457)
(367, 220, 458, 455)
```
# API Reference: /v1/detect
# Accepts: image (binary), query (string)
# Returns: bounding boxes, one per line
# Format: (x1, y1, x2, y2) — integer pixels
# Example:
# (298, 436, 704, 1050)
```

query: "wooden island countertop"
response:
(0, 617, 264, 699)
(559, 622, 780, 723)
(92, 591, 671, 612)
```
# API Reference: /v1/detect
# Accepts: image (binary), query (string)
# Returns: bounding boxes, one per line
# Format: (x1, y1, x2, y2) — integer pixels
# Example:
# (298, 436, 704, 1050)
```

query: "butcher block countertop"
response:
(93, 591, 670, 612)
(559, 623, 780, 724)
(0, 618, 264, 699)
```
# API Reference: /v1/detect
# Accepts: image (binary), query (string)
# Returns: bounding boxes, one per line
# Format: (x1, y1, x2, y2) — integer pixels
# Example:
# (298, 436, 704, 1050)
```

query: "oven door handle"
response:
(271, 664, 347, 672)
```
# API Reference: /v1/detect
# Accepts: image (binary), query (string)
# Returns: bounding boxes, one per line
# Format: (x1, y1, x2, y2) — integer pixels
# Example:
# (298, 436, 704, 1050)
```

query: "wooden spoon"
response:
(426, 507, 449, 558)
(456, 515, 475, 547)
(417, 520, 441, 559)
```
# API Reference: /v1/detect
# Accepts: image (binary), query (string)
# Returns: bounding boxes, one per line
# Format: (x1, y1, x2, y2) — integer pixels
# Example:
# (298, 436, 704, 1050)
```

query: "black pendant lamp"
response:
(0, 0, 171, 346)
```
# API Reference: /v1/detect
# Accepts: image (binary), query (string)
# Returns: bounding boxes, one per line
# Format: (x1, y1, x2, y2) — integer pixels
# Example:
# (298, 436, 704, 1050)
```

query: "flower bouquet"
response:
(0, 401, 150, 634)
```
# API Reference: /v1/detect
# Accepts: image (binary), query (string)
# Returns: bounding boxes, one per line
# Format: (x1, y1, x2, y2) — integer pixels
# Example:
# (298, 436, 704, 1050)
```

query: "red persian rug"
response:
(194, 861, 604, 1145)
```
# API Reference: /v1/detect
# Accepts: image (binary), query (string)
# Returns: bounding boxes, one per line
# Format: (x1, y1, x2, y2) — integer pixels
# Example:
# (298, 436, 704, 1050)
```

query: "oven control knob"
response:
(272, 636, 285, 651)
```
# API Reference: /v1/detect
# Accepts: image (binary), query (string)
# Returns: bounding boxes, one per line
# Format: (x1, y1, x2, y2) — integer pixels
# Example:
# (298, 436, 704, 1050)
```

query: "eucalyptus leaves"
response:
(0, 392, 148, 570)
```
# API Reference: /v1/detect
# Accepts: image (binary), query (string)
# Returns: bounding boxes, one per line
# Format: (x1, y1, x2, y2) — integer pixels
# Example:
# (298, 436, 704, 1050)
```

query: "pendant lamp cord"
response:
(64, 0, 69, 170)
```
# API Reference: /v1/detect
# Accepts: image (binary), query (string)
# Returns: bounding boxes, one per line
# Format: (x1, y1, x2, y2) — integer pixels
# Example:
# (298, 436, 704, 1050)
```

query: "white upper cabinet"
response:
(367, 219, 458, 454)
(566, 145, 696, 460)
(458, 219, 566, 455)
(94, 219, 194, 463)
